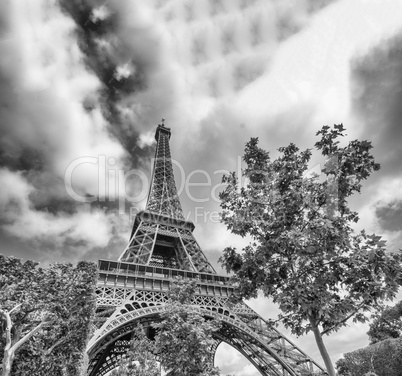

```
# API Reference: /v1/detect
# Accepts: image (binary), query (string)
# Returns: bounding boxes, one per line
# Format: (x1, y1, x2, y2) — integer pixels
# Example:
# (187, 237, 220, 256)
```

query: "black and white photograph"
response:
(1, 1, 402, 375)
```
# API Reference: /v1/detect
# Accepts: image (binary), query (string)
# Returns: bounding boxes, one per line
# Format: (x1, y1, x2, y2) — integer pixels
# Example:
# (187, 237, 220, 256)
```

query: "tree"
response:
(154, 279, 221, 376)
(367, 300, 402, 344)
(336, 338, 402, 376)
(218, 124, 402, 376)
(0, 255, 97, 376)
(110, 324, 159, 376)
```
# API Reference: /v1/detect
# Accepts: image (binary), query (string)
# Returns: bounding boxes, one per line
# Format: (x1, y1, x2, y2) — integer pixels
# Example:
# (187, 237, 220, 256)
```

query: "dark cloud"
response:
(276, 0, 337, 41)
(0, 86, 85, 215)
(351, 33, 402, 176)
(0, 231, 44, 262)
(376, 201, 402, 233)
(58, 0, 138, 149)
(0, 1, 136, 262)
(0, 1, 12, 38)
(33, 198, 81, 215)
(1, 148, 45, 172)
(57, 0, 166, 157)
(0, 72, 26, 165)
(0, 222, 128, 264)
(56, 0, 339, 165)
(0, 13, 75, 218)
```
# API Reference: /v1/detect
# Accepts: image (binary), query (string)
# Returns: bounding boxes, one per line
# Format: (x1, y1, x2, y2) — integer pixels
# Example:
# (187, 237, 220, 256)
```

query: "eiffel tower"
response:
(86, 122, 325, 376)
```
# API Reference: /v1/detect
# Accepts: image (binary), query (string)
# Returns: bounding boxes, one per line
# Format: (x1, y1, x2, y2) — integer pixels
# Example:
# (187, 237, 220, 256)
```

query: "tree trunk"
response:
(309, 319, 336, 376)
(1, 309, 14, 376)
(0, 312, 47, 376)
(2, 349, 14, 376)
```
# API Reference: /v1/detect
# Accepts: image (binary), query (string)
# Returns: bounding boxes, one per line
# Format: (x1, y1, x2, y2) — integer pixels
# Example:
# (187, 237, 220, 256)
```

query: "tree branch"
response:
(265, 312, 294, 326)
(44, 333, 70, 355)
(10, 318, 50, 353)
(0, 308, 13, 351)
(9, 304, 22, 315)
(320, 301, 366, 335)
(14, 307, 40, 328)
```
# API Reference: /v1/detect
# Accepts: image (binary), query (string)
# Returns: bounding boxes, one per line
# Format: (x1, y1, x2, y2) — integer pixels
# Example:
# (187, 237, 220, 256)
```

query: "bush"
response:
(336, 337, 402, 376)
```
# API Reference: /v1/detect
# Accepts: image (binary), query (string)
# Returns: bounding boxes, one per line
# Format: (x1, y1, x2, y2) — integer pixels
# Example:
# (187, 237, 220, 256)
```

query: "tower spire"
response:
(118, 122, 215, 273)
(145, 121, 184, 220)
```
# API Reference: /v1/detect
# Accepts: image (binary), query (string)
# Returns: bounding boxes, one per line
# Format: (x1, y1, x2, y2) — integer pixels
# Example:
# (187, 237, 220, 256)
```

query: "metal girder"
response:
(146, 125, 184, 220)
(118, 217, 215, 273)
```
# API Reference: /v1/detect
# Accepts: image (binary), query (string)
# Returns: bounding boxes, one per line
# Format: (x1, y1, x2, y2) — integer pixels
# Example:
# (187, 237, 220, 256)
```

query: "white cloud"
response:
(216, 342, 259, 376)
(0, 0, 132, 257)
(1, 0, 129, 193)
(137, 131, 156, 148)
(355, 177, 402, 252)
(0, 168, 126, 259)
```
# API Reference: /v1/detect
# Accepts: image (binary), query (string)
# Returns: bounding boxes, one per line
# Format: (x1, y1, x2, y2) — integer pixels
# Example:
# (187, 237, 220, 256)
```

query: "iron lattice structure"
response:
(117, 125, 214, 273)
(87, 123, 326, 376)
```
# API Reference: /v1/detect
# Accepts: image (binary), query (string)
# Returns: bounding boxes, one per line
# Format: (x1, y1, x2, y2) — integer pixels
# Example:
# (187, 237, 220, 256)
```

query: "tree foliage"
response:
(154, 279, 221, 376)
(336, 338, 402, 376)
(367, 300, 402, 344)
(218, 124, 402, 376)
(112, 279, 221, 376)
(0, 255, 97, 376)
(110, 324, 159, 376)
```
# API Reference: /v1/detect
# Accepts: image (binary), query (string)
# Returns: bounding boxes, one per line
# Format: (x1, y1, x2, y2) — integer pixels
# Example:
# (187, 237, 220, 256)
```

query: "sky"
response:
(1, 0, 402, 374)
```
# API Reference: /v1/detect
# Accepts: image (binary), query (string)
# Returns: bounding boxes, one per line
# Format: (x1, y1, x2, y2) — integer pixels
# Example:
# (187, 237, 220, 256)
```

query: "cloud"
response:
(53, 0, 338, 266)
(57, 0, 172, 142)
(57, 0, 339, 146)
(0, 0, 133, 261)
(0, 168, 33, 222)
(351, 32, 402, 177)
(0, 167, 129, 262)
(376, 200, 402, 233)
(349, 31, 402, 252)
(215, 343, 254, 375)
